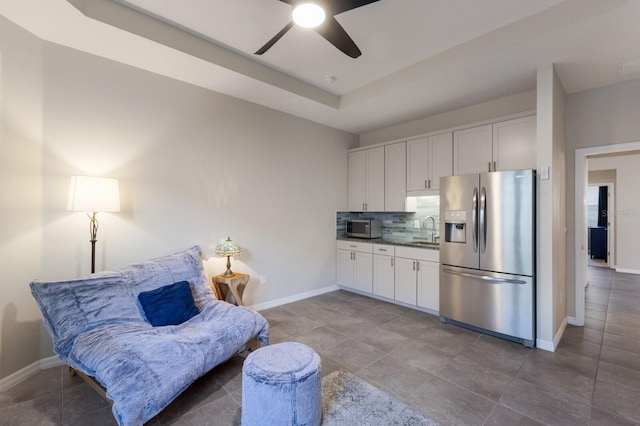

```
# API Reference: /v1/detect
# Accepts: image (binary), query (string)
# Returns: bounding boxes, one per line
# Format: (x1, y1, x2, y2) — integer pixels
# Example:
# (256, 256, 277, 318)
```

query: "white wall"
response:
(359, 90, 536, 146)
(0, 18, 358, 380)
(0, 17, 45, 379)
(536, 64, 567, 350)
(588, 154, 640, 272)
(566, 78, 640, 317)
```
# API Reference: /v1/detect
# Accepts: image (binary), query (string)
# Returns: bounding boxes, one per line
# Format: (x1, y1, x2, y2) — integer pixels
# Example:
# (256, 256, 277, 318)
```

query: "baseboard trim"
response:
(554, 317, 568, 348)
(536, 338, 555, 352)
(0, 356, 63, 392)
(250, 285, 340, 312)
(536, 317, 568, 352)
(615, 268, 640, 275)
(567, 316, 583, 326)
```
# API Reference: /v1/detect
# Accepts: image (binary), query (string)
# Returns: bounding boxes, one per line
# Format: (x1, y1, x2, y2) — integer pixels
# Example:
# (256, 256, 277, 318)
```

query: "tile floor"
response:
(1, 266, 639, 425)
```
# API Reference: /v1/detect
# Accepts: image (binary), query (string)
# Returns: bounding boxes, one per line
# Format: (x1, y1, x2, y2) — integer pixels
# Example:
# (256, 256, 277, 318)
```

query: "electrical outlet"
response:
(260, 275, 267, 286)
(414, 219, 420, 229)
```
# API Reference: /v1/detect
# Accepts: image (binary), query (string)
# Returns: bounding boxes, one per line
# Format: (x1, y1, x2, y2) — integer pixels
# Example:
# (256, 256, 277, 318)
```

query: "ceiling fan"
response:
(255, 0, 380, 58)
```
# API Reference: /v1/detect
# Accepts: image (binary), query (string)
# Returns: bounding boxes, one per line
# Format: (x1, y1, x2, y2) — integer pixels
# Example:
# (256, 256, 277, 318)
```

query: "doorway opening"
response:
(586, 182, 615, 269)
(574, 141, 640, 326)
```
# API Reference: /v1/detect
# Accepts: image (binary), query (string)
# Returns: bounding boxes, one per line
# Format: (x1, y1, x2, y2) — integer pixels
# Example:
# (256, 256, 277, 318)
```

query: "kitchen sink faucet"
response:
(422, 216, 437, 243)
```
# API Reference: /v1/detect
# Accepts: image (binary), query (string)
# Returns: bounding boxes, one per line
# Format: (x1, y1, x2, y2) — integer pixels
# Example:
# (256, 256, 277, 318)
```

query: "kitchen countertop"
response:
(336, 236, 439, 250)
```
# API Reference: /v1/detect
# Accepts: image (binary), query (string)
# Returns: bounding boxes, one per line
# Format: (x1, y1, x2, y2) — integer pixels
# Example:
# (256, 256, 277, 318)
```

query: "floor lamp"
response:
(67, 175, 121, 273)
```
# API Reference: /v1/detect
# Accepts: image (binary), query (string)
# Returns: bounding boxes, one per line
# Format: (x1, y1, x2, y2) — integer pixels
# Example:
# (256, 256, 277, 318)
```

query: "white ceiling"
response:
(2, 0, 640, 135)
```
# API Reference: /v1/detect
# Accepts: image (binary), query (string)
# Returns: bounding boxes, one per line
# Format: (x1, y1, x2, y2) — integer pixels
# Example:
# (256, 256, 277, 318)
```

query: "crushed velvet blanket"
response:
(30, 246, 268, 426)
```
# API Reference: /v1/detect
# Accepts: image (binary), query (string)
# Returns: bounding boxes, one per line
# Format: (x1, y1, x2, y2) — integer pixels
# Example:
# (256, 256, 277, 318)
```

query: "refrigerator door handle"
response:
(442, 268, 527, 285)
(479, 186, 487, 253)
(472, 187, 478, 253)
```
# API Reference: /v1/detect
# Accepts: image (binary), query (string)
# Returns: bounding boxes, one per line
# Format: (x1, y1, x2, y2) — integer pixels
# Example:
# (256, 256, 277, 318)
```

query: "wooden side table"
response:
(212, 273, 250, 306)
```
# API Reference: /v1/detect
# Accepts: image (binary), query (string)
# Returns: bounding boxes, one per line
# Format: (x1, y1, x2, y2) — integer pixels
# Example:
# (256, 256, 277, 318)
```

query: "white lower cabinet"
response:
(394, 257, 418, 305)
(336, 241, 373, 293)
(395, 247, 440, 310)
(373, 244, 395, 299)
(337, 241, 439, 311)
(417, 259, 439, 312)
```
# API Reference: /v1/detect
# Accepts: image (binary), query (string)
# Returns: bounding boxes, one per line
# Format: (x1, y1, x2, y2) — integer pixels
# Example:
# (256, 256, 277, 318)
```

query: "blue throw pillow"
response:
(137, 281, 199, 326)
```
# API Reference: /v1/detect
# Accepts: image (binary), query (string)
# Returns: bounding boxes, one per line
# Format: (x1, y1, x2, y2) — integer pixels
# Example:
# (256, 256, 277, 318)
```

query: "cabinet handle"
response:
(391, 258, 394, 267)
(416, 261, 420, 272)
(351, 252, 354, 260)
(488, 162, 492, 172)
(412, 261, 416, 271)
(349, 245, 357, 248)
(424, 180, 428, 189)
(379, 248, 387, 252)
(493, 161, 497, 172)
(428, 179, 431, 189)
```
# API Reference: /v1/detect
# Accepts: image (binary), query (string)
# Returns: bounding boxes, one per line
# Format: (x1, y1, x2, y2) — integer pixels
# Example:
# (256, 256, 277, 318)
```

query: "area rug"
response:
(321, 370, 440, 426)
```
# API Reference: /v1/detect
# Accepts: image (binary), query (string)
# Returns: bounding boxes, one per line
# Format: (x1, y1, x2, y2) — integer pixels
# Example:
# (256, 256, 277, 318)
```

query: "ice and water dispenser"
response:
(444, 210, 467, 243)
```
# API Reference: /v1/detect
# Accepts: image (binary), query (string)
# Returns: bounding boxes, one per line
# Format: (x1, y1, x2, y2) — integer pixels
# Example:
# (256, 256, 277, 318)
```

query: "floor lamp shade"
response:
(67, 176, 120, 213)
(67, 176, 120, 273)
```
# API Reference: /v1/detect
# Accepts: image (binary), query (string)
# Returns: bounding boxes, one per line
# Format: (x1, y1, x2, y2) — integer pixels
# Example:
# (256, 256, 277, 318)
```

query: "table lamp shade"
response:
(68, 176, 120, 213)
(215, 237, 242, 277)
(215, 237, 242, 257)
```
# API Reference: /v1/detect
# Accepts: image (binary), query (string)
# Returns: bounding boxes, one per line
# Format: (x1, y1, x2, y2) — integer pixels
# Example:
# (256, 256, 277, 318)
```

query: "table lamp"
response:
(215, 237, 242, 277)
(67, 175, 120, 273)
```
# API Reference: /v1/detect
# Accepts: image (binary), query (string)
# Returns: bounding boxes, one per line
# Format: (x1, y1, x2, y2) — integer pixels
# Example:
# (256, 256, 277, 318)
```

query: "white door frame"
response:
(603, 182, 615, 269)
(575, 141, 640, 326)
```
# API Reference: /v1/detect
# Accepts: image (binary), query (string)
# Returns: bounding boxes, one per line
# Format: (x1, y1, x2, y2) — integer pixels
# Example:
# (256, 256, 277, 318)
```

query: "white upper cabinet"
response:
(407, 137, 429, 192)
(453, 125, 493, 175)
(492, 115, 536, 172)
(407, 132, 453, 194)
(348, 147, 384, 212)
(385, 142, 407, 212)
(454, 116, 537, 175)
(428, 133, 453, 190)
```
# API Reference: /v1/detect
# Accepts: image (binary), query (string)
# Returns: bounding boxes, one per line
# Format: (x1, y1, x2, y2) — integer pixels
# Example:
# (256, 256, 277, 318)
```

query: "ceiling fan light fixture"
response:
(292, 3, 326, 28)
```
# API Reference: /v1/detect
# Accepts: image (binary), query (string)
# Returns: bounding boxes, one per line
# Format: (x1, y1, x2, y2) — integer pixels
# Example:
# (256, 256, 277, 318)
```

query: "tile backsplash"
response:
(337, 196, 440, 242)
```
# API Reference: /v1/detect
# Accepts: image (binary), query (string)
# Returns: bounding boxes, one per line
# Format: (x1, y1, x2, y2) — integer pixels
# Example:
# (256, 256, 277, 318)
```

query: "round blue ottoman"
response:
(242, 342, 322, 426)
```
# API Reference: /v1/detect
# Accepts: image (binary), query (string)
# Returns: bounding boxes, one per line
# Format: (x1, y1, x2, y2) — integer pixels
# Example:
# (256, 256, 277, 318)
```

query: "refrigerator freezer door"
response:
(439, 174, 480, 269)
(439, 265, 534, 343)
(479, 170, 535, 276)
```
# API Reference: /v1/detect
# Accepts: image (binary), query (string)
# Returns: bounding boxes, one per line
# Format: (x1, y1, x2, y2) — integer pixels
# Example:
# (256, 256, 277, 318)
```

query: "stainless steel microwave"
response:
(346, 219, 382, 239)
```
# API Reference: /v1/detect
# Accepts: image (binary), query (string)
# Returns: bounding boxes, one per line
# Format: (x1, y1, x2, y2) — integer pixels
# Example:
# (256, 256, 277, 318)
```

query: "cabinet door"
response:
(453, 125, 493, 175)
(428, 133, 453, 190)
(394, 257, 417, 305)
(366, 147, 385, 212)
(406, 138, 429, 192)
(493, 116, 536, 171)
(348, 151, 366, 211)
(417, 260, 439, 312)
(385, 142, 406, 212)
(337, 249, 354, 288)
(353, 252, 373, 293)
(373, 254, 395, 299)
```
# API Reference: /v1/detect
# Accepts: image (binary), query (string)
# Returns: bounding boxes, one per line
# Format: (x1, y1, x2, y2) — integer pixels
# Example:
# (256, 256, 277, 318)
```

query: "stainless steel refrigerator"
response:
(439, 169, 535, 347)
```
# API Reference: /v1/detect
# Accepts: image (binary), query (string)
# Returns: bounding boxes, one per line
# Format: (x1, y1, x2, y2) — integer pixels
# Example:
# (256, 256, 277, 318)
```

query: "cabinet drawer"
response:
(373, 244, 395, 255)
(395, 246, 439, 262)
(336, 240, 373, 253)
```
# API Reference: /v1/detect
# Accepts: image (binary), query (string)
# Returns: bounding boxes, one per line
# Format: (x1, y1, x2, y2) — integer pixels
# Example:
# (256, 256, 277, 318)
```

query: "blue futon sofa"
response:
(30, 246, 269, 426)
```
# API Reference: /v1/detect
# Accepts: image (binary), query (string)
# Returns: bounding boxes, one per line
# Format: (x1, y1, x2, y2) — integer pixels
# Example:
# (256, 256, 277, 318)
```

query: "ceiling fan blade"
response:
(255, 21, 295, 55)
(326, 0, 380, 15)
(314, 16, 361, 58)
